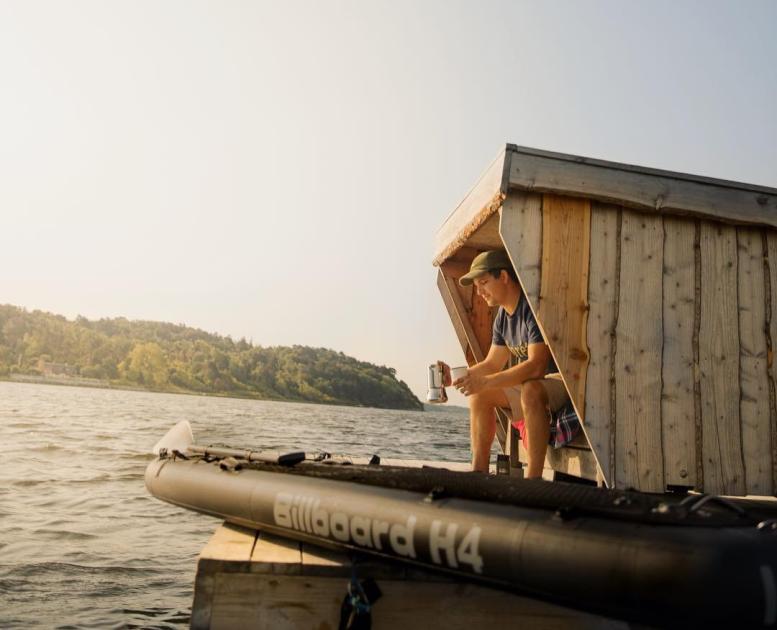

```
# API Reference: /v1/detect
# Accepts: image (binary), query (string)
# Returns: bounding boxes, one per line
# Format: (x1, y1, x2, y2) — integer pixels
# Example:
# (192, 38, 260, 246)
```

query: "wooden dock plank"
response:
(200, 523, 629, 630)
(191, 523, 258, 630)
(738, 227, 772, 495)
(661, 217, 697, 488)
(250, 530, 302, 575)
(198, 522, 257, 569)
(584, 202, 619, 488)
(615, 211, 664, 492)
(206, 572, 627, 630)
(300, 542, 346, 577)
(699, 223, 745, 495)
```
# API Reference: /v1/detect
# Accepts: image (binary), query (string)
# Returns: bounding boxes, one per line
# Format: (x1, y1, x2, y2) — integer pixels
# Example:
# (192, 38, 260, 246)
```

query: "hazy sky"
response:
(2, 0, 776, 403)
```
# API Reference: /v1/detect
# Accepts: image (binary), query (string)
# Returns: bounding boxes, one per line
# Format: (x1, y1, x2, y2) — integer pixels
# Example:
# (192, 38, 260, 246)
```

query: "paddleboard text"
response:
(273, 492, 483, 573)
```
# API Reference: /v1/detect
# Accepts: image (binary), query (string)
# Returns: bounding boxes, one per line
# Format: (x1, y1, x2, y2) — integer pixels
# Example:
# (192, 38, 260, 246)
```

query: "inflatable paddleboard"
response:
(146, 422, 777, 628)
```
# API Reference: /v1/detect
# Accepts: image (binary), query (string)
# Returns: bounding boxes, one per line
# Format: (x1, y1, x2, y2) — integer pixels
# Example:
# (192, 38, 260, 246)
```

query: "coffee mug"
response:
(451, 366, 468, 382)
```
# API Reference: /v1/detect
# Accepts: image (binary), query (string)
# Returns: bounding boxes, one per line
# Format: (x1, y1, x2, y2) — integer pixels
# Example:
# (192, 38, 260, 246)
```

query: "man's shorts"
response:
(504, 373, 581, 448)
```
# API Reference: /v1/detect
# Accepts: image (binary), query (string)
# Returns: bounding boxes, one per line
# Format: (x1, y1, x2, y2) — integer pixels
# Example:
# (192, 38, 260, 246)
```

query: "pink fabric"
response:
(511, 417, 529, 450)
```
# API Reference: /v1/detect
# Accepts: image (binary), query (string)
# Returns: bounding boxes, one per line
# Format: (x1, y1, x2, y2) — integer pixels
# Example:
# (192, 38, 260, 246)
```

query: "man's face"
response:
(473, 271, 505, 306)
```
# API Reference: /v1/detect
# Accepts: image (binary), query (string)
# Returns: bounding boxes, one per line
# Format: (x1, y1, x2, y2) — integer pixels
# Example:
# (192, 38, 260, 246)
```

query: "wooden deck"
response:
(192, 522, 632, 630)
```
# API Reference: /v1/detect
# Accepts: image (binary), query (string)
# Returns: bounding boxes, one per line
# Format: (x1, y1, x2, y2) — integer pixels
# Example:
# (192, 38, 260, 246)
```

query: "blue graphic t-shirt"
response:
(492, 295, 558, 374)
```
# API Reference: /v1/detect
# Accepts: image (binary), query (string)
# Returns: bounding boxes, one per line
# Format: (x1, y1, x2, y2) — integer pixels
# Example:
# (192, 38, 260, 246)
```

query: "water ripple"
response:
(0, 380, 473, 628)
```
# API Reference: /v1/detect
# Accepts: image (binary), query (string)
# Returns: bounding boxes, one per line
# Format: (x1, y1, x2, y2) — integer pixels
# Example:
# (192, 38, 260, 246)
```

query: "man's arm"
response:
(440, 344, 508, 387)
(467, 343, 510, 378)
(484, 342, 550, 389)
(456, 342, 550, 396)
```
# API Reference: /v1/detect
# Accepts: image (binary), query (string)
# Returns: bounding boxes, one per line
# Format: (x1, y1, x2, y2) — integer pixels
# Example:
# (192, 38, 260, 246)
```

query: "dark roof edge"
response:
(505, 144, 777, 197)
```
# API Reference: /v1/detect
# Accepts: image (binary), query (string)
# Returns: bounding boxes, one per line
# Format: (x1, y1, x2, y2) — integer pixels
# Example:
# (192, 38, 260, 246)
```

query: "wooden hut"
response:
(435, 144, 777, 496)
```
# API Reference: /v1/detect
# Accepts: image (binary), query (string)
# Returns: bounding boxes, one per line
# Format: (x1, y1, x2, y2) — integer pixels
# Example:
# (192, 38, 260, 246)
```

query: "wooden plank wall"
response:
(699, 224, 745, 495)
(661, 218, 697, 488)
(585, 203, 619, 488)
(539, 195, 591, 417)
(738, 229, 772, 495)
(615, 212, 664, 492)
(496, 191, 777, 495)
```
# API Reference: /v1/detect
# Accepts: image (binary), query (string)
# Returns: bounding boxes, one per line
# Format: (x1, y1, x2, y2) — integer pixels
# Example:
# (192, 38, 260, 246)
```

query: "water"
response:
(0, 381, 472, 628)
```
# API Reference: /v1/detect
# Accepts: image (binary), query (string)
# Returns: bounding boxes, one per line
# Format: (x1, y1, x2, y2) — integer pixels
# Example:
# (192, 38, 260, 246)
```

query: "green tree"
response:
(120, 342, 169, 388)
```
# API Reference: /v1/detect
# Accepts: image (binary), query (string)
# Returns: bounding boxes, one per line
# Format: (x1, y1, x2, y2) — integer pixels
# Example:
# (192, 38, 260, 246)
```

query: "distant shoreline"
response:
(2, 374, 440, 411)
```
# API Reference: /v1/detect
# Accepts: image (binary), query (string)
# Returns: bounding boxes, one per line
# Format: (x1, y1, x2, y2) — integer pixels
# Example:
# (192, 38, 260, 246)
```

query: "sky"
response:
(2, 0, 776, 403)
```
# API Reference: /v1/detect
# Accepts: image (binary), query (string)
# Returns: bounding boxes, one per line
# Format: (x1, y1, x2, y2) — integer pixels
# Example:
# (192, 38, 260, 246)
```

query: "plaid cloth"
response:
(511, 400, 581, 449)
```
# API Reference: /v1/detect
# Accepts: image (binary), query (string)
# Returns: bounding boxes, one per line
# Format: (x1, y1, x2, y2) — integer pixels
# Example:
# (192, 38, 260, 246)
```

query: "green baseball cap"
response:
(459, 250, 512, 286)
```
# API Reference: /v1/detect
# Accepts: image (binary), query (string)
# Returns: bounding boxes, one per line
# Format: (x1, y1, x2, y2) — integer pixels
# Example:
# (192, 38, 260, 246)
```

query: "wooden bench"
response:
(504, 411, 602, 484)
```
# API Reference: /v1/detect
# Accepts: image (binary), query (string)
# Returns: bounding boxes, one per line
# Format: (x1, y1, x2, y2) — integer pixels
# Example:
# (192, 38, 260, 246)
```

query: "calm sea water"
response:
(0, 381, 472, 629)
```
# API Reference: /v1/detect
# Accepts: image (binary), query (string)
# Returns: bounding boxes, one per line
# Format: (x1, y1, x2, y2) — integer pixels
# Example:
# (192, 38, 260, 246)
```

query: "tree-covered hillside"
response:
(0, 305, 423, 410)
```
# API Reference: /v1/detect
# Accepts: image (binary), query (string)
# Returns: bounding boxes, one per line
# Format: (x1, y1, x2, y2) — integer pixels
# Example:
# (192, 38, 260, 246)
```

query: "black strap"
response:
(338, 575, 381, 630)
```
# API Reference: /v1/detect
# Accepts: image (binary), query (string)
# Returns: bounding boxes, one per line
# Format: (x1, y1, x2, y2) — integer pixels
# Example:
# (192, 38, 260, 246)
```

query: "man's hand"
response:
(455, 372, 490, 396)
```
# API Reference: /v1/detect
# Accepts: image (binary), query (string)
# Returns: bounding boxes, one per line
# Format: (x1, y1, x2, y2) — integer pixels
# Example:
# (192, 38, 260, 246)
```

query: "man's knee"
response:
(520, 380, 548, 411)
(469, 390, 500, 414)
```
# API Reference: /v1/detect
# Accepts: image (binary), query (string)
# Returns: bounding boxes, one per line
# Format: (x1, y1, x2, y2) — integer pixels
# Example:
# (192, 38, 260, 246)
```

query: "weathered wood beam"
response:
(506, 146, 777, 229)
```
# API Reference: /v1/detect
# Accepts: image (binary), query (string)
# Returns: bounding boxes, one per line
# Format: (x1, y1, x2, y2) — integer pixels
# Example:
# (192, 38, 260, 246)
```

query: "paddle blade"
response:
(152, 420, 194, 455)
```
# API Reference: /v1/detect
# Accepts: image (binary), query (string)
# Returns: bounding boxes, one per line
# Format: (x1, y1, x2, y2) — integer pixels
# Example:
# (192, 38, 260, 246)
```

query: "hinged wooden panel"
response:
(437, 263, 507, 451)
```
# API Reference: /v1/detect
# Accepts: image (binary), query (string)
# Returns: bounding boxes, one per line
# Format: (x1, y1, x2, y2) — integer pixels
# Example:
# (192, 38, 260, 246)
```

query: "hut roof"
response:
(434, 144, 777, 265)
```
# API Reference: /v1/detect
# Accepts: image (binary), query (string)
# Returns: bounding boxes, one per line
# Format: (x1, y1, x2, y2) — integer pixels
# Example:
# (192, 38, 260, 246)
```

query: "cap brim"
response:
(459, 271, 485, 286)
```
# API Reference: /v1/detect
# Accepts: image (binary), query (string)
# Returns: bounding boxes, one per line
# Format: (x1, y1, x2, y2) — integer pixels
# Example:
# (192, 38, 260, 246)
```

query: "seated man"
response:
(440, 249, 579, 477)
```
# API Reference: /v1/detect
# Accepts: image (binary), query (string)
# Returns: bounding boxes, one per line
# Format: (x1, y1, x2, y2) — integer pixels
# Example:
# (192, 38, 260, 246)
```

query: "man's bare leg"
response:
(521, 381, 551, 479)
(468, 389, 510, 472)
